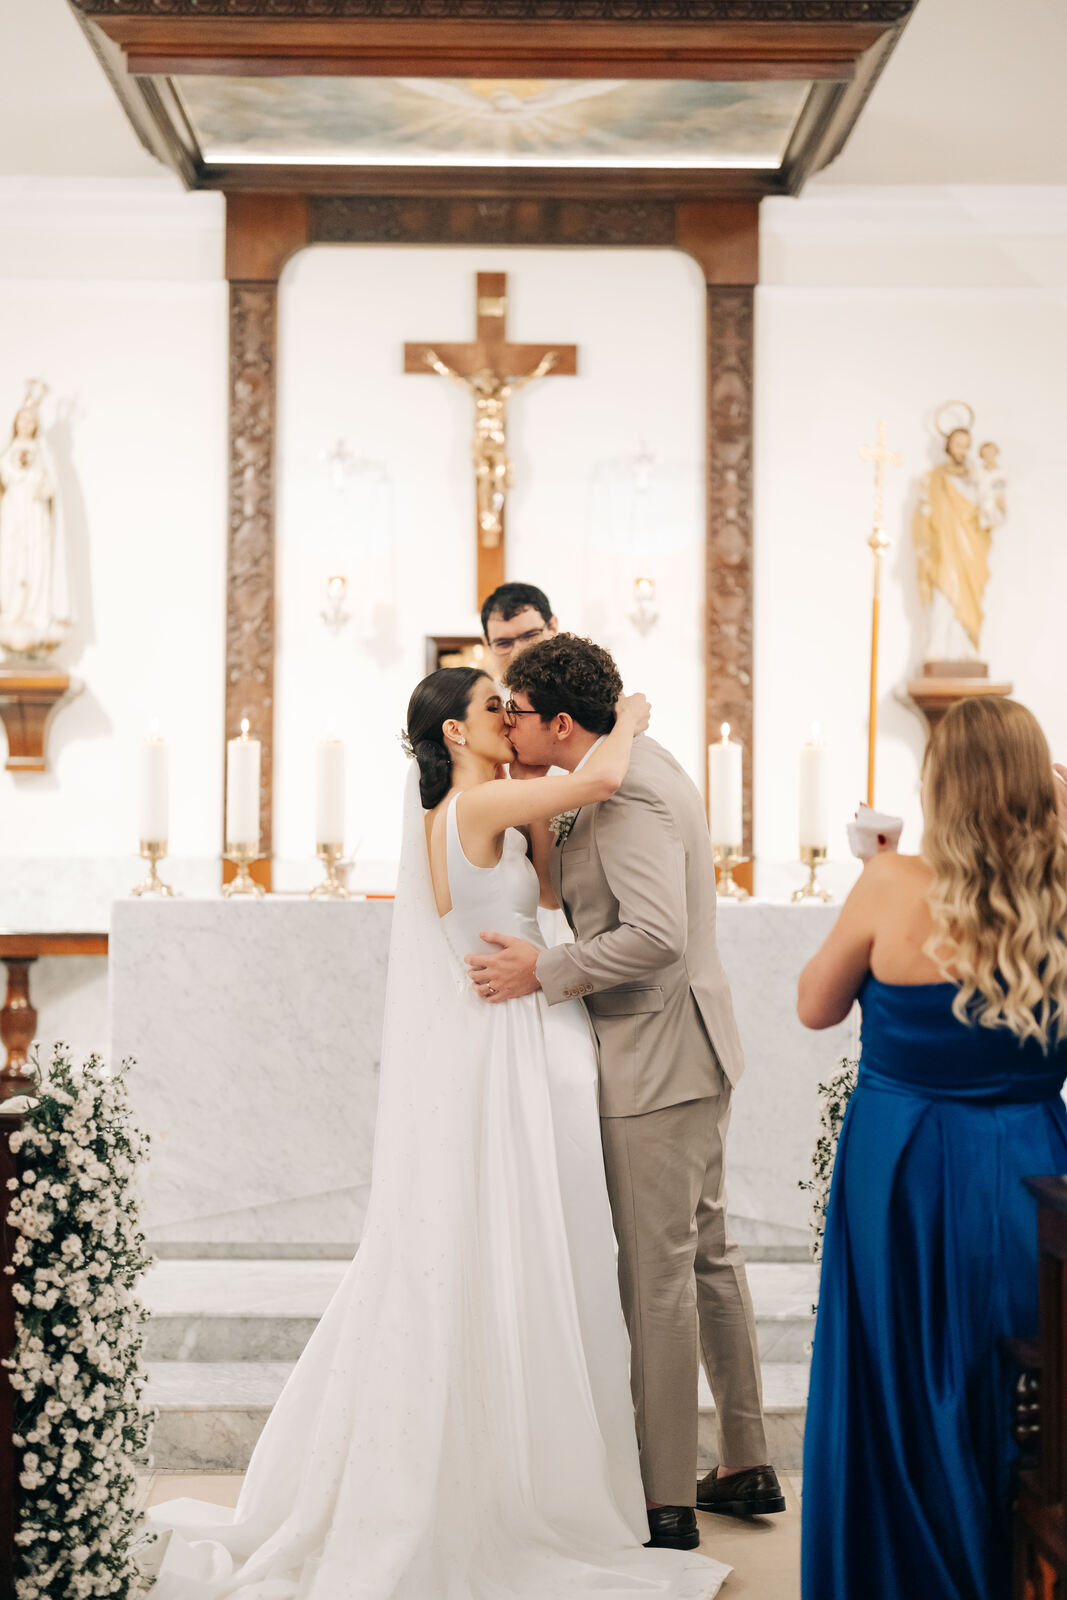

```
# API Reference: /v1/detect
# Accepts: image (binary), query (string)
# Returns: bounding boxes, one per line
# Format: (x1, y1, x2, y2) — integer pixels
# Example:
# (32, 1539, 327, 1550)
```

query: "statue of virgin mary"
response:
(0, 380, 72, 661)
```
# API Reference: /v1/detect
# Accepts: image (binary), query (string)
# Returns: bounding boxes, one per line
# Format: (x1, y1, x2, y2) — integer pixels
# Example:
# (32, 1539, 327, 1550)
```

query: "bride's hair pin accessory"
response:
(548, 809, 579, 847)
(398, 729, 415, 759)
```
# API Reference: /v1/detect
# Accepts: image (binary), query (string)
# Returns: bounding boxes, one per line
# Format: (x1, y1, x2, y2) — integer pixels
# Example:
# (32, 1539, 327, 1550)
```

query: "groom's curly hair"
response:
(503, 634, 621, 735)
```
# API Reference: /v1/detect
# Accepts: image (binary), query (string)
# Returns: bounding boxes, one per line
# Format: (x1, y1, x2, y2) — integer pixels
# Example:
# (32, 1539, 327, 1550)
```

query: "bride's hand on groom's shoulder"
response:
(616, 693, 651, 734)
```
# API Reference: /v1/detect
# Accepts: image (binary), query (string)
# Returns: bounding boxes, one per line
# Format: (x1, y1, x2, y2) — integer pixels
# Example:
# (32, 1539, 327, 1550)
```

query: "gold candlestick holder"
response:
(131, 840, 174, 898)
(792, 845, 833, 903)
(309, 842, 349, 900)
(222, 841, 265, 898)
(713, 846, 751, 901)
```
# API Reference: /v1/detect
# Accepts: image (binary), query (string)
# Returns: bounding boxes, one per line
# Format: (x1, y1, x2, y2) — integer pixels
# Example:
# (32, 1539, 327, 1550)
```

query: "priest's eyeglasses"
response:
(488, 628, 549, 657)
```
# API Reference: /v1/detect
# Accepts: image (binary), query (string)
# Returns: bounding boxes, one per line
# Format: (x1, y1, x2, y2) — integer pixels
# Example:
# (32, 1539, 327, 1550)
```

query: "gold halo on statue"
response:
(935, 400, 975, 439)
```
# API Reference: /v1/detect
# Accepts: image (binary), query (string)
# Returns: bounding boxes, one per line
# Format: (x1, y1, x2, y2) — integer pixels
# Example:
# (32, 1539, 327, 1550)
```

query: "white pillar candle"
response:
(226, 718, 261, 849)
(316, 732, 346, 847)
(799, 723, 829, 850)
(708, 722, 743, 848)
(139, 722, 169, 843)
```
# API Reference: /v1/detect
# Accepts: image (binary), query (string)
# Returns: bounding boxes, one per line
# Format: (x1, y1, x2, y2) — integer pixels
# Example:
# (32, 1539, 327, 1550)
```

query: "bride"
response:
(146, 666, 727, 1600)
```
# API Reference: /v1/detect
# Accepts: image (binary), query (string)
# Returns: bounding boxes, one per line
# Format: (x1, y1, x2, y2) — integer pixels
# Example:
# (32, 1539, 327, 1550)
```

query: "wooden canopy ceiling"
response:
(70, 0, 917, 198)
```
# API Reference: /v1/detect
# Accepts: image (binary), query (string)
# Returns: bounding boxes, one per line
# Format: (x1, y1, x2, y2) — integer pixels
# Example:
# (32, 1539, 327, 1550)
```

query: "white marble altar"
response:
(110, 899, 391, 1253)
(0, 856, 223, 1080)
(716, 900, 857, 1255)
(110, 897, 853, 1258)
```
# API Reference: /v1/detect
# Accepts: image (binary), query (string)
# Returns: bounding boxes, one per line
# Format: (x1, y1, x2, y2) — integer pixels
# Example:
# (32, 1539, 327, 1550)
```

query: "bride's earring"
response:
(456, 737, 466, 746)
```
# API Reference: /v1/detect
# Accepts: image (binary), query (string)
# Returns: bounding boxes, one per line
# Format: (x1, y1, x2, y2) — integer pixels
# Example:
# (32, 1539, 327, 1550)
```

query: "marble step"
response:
(144, 1361, 809, 1474)
(142, 1259, 818, 1366)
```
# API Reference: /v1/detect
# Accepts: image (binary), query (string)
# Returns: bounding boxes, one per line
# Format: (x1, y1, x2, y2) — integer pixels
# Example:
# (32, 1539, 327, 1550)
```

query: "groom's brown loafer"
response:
(644, 1506, 699, 1550)
(697, 1465, 786, 1517)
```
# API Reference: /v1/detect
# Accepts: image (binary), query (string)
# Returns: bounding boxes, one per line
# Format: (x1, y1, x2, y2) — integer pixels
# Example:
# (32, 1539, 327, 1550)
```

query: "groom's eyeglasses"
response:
(503, 701, 541, 718)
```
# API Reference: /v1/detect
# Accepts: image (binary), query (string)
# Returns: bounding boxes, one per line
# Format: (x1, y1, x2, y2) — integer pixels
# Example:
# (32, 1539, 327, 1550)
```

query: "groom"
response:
(466, 634, 784, 1550)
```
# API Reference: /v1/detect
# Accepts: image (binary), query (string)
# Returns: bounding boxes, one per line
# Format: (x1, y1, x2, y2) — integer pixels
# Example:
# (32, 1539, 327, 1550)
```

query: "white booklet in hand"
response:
(847, 802, 904, 861)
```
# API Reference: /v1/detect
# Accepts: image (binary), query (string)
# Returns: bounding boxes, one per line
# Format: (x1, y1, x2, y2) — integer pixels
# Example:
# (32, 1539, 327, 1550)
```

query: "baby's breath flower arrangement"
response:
(3, 1045, 156, 1599)
(799, 1056, 858, 1266)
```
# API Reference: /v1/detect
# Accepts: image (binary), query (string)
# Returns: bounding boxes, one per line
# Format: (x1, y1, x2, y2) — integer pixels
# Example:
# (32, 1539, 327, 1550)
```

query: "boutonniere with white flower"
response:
(548, 809, 579, 848)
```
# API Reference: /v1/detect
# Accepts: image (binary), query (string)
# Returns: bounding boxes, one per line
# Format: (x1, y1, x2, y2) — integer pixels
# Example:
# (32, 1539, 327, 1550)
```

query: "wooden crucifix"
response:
(405, 272, 577, 604)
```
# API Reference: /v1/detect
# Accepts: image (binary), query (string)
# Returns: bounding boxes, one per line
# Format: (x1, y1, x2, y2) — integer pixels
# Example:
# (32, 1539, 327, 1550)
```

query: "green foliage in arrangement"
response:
(3, 1045, 156, 1599)
(800, 1057, 859, 1268)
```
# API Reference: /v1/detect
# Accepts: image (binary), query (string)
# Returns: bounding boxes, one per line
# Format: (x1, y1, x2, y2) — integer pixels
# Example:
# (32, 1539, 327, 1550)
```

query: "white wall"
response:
(0, 179, 227, 867)
(754, 187, 1067, 888)
(274, 244, 706, 880)
(1, 177, 1066, 906)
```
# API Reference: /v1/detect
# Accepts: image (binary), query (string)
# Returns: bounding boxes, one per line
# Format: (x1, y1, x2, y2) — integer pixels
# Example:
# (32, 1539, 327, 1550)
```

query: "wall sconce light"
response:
(629, 576, 659, 636)
(632, 444, 655, 495)
(321, 575, 351, 634)
(320, 437, 357, 490)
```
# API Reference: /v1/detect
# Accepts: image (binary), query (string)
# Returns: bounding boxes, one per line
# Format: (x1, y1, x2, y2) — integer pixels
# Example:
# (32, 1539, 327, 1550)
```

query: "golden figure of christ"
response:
(405, 272, 577, 601)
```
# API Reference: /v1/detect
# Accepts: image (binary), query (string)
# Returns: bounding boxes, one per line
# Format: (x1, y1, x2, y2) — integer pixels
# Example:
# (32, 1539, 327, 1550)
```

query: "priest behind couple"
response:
(466, 631, 784, 1538)
(480, 580, 558, 679)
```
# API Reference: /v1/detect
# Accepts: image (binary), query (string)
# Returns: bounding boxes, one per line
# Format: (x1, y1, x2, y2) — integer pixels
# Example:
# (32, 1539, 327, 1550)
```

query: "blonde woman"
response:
(797, 698, 1067, 1600)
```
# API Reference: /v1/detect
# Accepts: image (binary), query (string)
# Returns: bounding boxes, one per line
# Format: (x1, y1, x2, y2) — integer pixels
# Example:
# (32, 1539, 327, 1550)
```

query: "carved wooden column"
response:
(676, 202, 758, 880)
(226, 283, 278, 890)
(706, 285, 755, 864)
(224, 196, 310, 890)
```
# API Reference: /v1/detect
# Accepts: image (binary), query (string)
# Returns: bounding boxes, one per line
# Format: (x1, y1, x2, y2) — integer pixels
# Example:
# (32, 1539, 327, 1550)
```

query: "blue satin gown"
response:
(802, 976, 1067, 1600)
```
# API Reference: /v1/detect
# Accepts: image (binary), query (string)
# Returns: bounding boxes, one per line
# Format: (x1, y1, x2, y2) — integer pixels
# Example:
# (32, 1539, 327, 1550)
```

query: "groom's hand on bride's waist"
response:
(466, 934, 542, 1002)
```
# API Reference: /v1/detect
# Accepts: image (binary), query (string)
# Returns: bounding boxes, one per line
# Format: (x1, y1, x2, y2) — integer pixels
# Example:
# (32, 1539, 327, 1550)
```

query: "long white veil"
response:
(148, 766, 486, 1597)
(362, 764, 473, 1217)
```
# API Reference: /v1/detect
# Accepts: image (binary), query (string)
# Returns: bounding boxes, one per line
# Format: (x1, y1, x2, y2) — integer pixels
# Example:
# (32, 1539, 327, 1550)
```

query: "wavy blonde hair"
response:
(922, 698, 1067, 1049)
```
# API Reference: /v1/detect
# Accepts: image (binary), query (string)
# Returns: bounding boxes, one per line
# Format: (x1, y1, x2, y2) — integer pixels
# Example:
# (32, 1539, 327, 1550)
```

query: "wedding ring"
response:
(487, 986, 495, 996)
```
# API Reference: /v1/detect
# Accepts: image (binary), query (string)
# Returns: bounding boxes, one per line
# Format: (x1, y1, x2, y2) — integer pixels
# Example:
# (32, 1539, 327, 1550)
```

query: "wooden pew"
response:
(1013, 1176, 1067, 1598)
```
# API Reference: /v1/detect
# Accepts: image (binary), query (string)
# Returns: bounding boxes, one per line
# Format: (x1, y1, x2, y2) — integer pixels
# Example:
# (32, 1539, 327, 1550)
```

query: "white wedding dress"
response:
(147, 772, 728, 1599)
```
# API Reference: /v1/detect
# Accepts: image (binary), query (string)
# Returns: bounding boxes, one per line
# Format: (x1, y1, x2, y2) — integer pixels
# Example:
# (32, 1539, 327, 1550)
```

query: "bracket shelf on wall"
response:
(0, 671, 81, 773)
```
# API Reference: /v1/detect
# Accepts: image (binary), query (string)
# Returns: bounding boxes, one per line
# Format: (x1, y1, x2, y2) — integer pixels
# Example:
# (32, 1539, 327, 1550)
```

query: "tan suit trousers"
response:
(600, 1090, 768, 1506)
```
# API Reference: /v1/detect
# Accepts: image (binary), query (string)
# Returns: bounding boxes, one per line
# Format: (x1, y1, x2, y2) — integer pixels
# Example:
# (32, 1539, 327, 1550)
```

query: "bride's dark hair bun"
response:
(405, 666, 488, 809)
(412, 738, 452, 810)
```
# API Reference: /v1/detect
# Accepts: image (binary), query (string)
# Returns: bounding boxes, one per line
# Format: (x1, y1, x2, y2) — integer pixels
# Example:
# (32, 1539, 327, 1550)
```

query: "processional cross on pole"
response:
(860, 419, 901, 806)
(405, 272, 577, 605)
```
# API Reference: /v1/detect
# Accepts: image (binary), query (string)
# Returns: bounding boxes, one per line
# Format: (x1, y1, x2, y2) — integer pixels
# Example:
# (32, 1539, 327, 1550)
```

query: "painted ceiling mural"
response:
(175, 76, 811, 168)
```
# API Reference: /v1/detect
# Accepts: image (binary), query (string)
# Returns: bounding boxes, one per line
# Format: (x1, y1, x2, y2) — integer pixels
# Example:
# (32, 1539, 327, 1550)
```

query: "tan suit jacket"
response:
(536, 735, 745, 1117)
